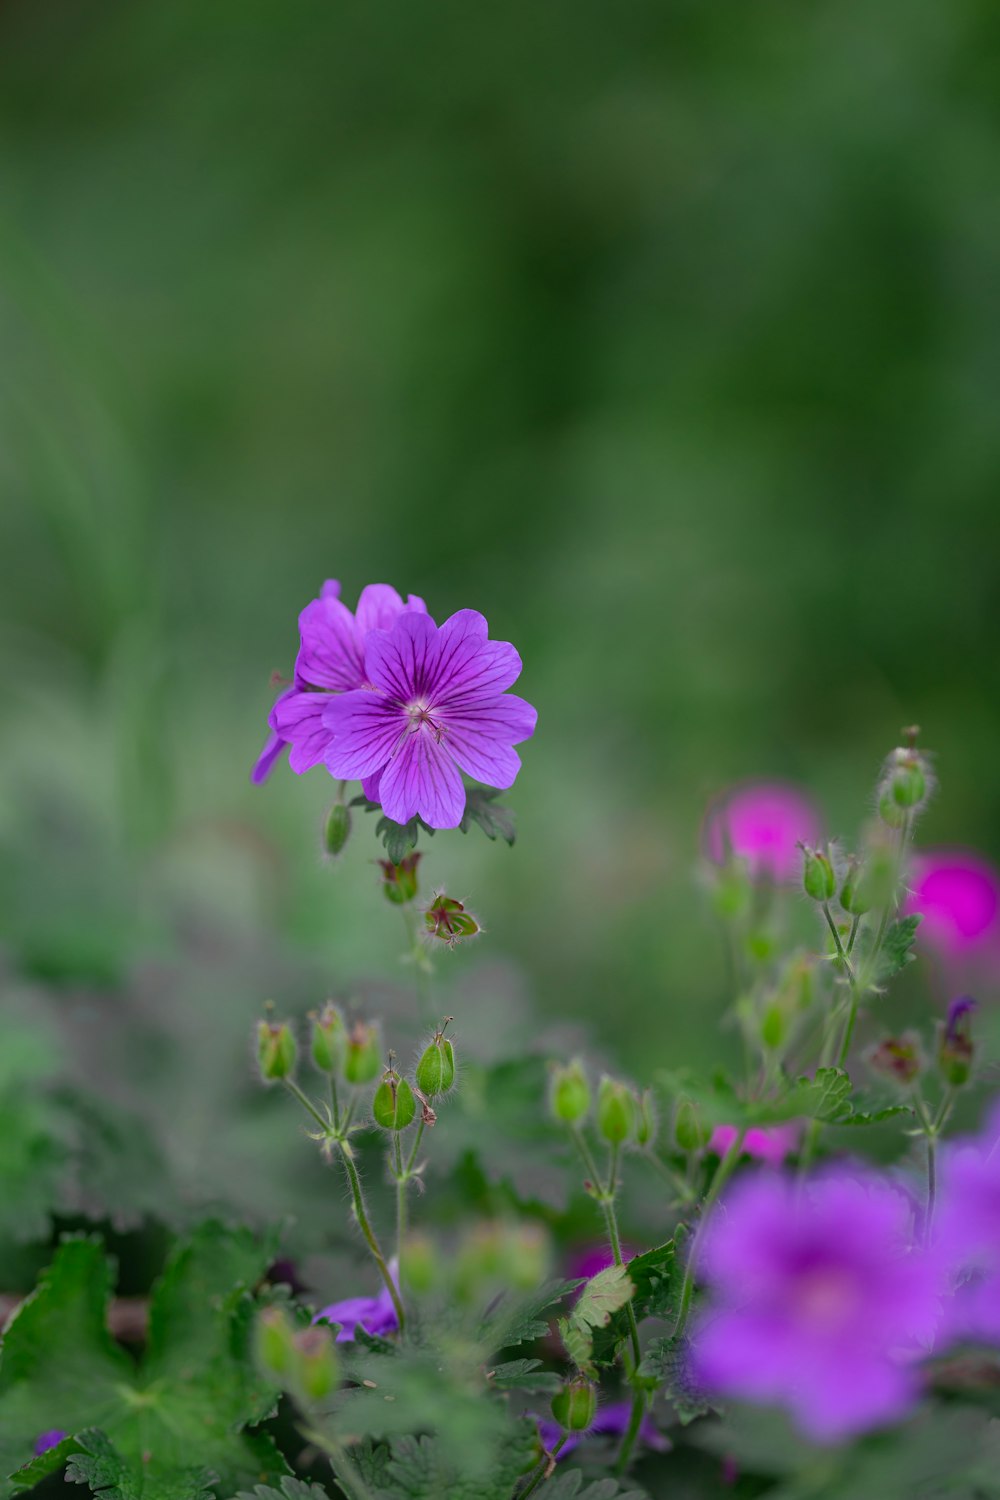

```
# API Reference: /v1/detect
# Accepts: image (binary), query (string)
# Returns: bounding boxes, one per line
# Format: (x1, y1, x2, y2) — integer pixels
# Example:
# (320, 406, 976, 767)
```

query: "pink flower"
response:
(905, 849, 1000, 961)
(708, 1123, 800, 1168)
(704, 782, 822, 882)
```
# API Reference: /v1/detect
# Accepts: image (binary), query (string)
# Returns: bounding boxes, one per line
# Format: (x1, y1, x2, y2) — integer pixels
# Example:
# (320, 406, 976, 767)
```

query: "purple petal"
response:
(271, 688, 338, 774)
(378, 728, 466, 829)
(33, 1430, 67, 1457)
(296, 588, 366, 692)
(438, 693, 537, 788)
(251, 727, 289, 784)
(428, 610, 524, 703)
(365, 613, 439, 702)
(362, 771, 383, 803)
(354, 584, 429, 638)
(323, 691, 404, 779)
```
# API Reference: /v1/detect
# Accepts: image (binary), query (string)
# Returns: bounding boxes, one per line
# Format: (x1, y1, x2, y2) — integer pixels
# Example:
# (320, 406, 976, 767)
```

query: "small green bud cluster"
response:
(255, 1006, 388, 1091)
(254, 1307, 339, 1405)
(877, 732, 933, 827)
(379, 852, 421, 905)
(551, 1377, 597, 1433)
(367, 1021, 459, 1133)
(548, 1059, 650, 1150)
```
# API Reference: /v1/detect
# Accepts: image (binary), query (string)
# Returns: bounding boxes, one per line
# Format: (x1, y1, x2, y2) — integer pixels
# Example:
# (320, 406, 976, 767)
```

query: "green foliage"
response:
(487, 1359, 562, 1394)
(231, 1481, 332, 1500)
(0, 1225, 287, 1500)
(558, 1264, 634, 1372)
(638, 1336, 713, 1425)
(458, 791, 517, 846)
(542, 1474, 649, 1500)
(874, 914, 923, 983)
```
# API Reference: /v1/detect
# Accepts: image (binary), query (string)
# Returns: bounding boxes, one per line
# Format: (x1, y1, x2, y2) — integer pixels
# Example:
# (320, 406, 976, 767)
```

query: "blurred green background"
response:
(2, 0, 1000, 1222)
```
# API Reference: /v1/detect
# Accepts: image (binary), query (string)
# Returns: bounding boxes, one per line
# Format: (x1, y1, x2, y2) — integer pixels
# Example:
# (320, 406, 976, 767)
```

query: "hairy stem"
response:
(338, 1141, 406, 1333)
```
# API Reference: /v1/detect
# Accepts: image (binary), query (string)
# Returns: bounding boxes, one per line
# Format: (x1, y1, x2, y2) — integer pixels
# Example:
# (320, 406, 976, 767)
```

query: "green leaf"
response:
(376, 816, 421, 863)
(366, 1428, 538, 1500)
(542, 1473, 648, 1500)
(479, 1278, 582, 1355)
(623, 1241, 678, 1322)
(874, 914, 922, 982)
(638, 1335, 714, 1424)
(559, 1265, 634, 1371)
(459, 790, 517, 846)
(0, 1224, 289, 1499)
(486, 1359, 561, 1393)
(230, 1481, 332, 1500)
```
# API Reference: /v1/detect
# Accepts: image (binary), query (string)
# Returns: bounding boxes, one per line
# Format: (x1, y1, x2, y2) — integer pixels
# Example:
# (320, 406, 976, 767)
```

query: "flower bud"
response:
(865, 1032, 925, 1089)
(635, 1089, 658, 1148)
(760, 1002, 787, 1052)
(938, 996, 977, 1088)
(878, 791, 908, 829)
(551, 1378, 597, 1433)
(424, 892, 480, 945)
(878, 739, 933, 822)
(372, 1067, 417, 1131)
(415, 1021, 456, 1097)
(323, 801, 352, 857)
(379, 852, 421, 905)
(596, 1076, 637, 1146)
(310, 1003, 346, 1076)
(291, 1326, 339, 1402)
(800, 844, 836, 904)
(344, 1020, 381, 1085)
(549, 1060, 591, 1125)
(839, 857, 873, 916)
(255, 1306, 297, 1380)
(674, 1096, 708, 1153)
(257, 1019, 297, 1083)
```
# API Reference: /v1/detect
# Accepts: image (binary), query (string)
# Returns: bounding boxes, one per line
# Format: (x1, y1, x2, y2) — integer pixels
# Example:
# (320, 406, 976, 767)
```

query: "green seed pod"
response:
(424, 892, 480, 944)
(291, 1327, 339, 1402)
(344, 1021, 381, 1085)
(596, 1076, 638, 1146)
(635, 1089, 658, 1148)
(372, 1070, 417, 1130)
(551, 1378, 597, 1433)
(310, 1002, 346, 1075)
(878, 790, 908, 829)
(801, 844, 836, 903)
(549, 1059, 591, 1125)
(257, 1019, 297, 1083)
(839, 857, 873, 916)
(254, 1306, 297, 1380)
(323, 801, 352, 857)
(415, 1023, 456, 1096)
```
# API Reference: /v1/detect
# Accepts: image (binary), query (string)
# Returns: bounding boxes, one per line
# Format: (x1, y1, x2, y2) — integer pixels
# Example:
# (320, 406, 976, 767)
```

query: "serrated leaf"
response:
(230, 1481, 332, 1500)
(376, 816, 421, 863)
(638, 1335, 714, 1424)
(875, 914, 922, 982)
(542, 1472, 648, 1500)
(368, 1428, 537, 1500)
(479, 1279, 582, 1355)
(487, 1359, 561, 1393)
(0, 1224, 289, 1499)
(458, 790, 517, 846)
(560, 1265, 634, 1371)
(833, 1104, 914, 1128)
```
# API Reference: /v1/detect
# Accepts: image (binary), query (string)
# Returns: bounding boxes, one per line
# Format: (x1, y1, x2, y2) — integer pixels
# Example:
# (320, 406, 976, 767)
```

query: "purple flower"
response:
(536, 1401, 670, 1459)
(252, 580, 427, 784)
(905, 849, 1000, 961)
(704, 782, 822, 883)
(567, 1243, 638, 1283)
(313, 1262, 400, 1343)
(322, 609, 537, 830)
(33, 1430, 67, 1456)
(690, 1170, 941, 1442)
(935, 1099, 1000, 1346)
(708, 1122, 800, 1167)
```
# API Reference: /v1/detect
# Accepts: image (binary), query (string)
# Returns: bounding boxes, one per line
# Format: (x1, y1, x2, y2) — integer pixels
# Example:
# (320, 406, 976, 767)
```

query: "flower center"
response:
(406, 699, 438, 734)
(791, 1267, 861, 1331)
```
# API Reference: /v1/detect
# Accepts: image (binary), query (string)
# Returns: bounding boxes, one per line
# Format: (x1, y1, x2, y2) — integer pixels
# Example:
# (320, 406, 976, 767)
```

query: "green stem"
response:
(672, 1131, 745, 1340)
(329, 1074, 341, 1133)
(337, 1141, 406, 1333)
(393, 1134, 407, 1266)
(846, 914, 861, 956)
(613, 1387, 646, 1476)
(912, 1092, 939, 1243)
(569, 1130, 641, 1367)
(822, 903, 855, 982)
(519, 1435, 568, 1498)
(284, 1078, 332, 1134)
(404, 1118, 426, 1175)
(835, 991, 860, 1070)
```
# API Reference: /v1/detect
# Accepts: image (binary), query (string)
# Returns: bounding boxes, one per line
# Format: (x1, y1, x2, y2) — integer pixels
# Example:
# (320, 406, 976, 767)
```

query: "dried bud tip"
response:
(310, 1002, 346, 1075)
(379, 851, 421, 905)
(257, 1019, 297, 1082)
(344, 1020, 381, 1085)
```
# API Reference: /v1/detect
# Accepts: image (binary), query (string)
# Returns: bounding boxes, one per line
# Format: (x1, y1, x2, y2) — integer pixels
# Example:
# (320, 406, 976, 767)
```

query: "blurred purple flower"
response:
(708, 1123, 800, 1168)
(704, 782, 822, 882)
(33, 1431, 67, 1456)
(905, 849, 1000, 961)
(690, 1170, 941, 1442)
(537, 1400, 670, 1459)
(323, 609, 537, 829)
(313, 1260, 400, 1343)
(935, 1098, 1000, 1346)
(252, 580, 427, 783)
(567, 1243, 638, 1283)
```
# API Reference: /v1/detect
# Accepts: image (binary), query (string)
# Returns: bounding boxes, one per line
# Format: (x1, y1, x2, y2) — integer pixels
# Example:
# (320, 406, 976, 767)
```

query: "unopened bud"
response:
(674, 1096, 708, 1153)
(551, 1378, 597, 1433)
(424, 892, 480, 945)
(257, 1019, 297, 1082)
(840, 857, 873, 916)
(323, 801, 352, 857)
(344, 1020, 381, 1085)
(415, 1021, 456, 1097)
(310, 1003, 346, 1076)
(380, 852, 421, 905)
(865, 1032, 925, 1089)
(635, 1089, 658, 1148)
(596, 1076, 637, 1146)
(800, 844, 836, 903)
(938, 996, 977, 1088)
(879, 741, 933, 822)
(372, 1067, 416, 1130)
(760, 1002, 787, 1051)
(255, 1306, 297, 1380)
(291, 1326, 339, 1402)
(549, 1060, 591, 1125)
